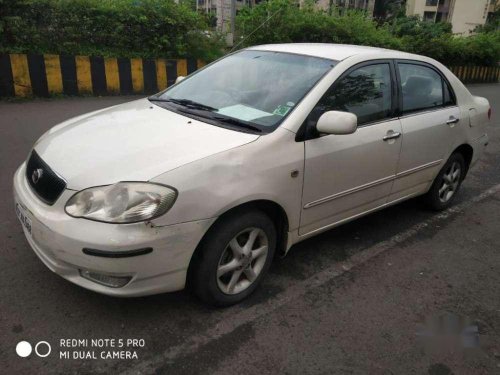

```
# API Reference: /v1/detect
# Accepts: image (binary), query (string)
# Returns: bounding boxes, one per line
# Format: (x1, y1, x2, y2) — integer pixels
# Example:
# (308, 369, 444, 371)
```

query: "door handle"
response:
(446, 116, 460, 125)
(383, 131, 401, 141)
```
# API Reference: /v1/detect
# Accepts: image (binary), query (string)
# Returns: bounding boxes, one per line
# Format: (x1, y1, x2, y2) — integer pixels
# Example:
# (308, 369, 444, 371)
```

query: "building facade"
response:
(196, 0, 497, 39)
(198, 0, 376, 34)
(196, 0, 253, 45)
(405, 0, 497, 35)
(315, 0, 376, 14)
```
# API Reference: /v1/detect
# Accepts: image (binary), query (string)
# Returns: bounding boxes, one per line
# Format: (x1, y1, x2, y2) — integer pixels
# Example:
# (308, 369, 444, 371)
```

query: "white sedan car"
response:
(13, 44, 490, 306)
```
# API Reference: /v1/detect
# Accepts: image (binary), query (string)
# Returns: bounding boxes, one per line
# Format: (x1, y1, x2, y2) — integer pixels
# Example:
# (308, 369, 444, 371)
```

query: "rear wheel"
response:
(189, 210, 276, 306)
(422, 153, 465, 211)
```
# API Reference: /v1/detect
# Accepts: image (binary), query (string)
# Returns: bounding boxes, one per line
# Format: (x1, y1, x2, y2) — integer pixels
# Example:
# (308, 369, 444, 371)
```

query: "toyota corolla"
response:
(13, 44, 490, 306)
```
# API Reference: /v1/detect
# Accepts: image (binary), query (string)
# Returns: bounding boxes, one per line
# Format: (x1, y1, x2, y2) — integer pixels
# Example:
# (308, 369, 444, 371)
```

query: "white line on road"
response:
(124, 183, 500, 375)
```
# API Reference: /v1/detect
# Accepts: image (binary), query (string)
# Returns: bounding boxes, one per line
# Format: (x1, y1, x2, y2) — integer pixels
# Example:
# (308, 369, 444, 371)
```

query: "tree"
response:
(373, 0, 406, 22)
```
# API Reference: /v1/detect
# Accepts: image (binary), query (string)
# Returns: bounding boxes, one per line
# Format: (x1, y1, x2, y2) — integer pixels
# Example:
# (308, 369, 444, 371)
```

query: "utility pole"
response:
(217, 0, 236, 46)
(230, 0, 236, 47)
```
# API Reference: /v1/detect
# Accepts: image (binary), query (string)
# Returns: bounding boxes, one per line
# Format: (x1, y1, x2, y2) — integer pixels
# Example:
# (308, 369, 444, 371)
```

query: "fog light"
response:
(79, 269, 132, 288)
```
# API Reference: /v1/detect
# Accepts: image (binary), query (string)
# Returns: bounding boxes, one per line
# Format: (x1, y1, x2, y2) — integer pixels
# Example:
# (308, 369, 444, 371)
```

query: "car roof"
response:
(247, 43, 419, 62)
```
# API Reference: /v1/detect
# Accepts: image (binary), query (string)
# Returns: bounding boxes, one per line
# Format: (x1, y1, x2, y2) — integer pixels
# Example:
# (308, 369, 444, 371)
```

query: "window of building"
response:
(426, 0, 438, 6)
(423, 11, 436, 22)
(436, 12, 447, 22)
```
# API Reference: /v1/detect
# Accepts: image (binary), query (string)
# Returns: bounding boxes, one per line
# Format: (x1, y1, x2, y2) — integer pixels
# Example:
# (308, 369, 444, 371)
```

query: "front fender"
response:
(150, 128, 304, 231)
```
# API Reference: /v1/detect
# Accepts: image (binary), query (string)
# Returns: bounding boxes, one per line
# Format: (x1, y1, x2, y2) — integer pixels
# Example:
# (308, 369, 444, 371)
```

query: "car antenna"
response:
(230, 7, 284, 52)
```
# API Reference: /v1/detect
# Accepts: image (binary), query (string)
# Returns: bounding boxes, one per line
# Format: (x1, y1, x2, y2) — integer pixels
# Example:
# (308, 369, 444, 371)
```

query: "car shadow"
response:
(74, 193, 466, 312)
(76, 195, 443, 312)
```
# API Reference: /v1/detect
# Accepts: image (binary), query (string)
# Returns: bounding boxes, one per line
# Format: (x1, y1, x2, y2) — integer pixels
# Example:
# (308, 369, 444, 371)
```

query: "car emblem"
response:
(32, 168, 44, 184)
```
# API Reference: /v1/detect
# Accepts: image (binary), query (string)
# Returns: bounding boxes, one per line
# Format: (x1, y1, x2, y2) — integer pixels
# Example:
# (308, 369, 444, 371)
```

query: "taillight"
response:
(488, 107, 491, 120)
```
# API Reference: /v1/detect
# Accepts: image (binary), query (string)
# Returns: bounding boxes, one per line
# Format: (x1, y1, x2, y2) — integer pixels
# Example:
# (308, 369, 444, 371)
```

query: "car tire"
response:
(422, 153, 466, 211)
(189, 210, 277, 307)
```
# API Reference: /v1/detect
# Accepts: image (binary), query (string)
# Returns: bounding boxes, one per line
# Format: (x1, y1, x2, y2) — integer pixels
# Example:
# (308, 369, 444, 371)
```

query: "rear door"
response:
(389, 61, 460, 202)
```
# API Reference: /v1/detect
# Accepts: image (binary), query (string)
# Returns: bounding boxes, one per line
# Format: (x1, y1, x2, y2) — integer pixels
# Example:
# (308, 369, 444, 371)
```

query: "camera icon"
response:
(16, 341, 51, 358)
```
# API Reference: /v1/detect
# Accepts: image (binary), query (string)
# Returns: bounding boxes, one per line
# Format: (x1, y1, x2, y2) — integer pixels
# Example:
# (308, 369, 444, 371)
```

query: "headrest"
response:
(404, 76, 433, 96)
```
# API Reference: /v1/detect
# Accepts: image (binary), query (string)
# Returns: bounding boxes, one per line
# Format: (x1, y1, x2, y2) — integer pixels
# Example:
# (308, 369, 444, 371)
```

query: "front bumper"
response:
(13, 163, 215, 297)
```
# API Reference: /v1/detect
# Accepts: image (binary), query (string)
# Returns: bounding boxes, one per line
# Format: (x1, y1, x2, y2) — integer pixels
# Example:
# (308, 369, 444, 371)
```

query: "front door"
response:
(299, 62, 402, 236)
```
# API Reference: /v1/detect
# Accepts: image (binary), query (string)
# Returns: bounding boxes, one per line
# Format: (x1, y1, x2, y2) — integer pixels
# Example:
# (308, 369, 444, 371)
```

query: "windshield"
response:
(153, 50, 336, 133)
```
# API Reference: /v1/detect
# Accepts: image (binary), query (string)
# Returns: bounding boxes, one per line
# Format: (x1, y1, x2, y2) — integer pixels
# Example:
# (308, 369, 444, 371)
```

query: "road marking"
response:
(156, 59, 167, 91)
(197, 60, 206, 69)
(130, 58, 144, 94)
(10, 54, 32, 97)
(44, 55, 63, 95)
(75, 56, 93, 94)
(124, 183, 500, 374)
(176, 59, 188, 78)
(104, 58, 120, 94)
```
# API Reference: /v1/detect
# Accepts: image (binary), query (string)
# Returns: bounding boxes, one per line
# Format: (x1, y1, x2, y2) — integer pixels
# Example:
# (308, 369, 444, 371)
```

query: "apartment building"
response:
(197, 0, 375, 37)
(316, 0, 376, 14)
(406, 0, 497, 34)
(196, 0, 249, 37)
(196, 0, 496, 38)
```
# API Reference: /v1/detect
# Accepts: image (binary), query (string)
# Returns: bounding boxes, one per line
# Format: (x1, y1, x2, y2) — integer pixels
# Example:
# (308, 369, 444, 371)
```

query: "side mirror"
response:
(316, 111, 357, 135)
(175, 76, 185, 84)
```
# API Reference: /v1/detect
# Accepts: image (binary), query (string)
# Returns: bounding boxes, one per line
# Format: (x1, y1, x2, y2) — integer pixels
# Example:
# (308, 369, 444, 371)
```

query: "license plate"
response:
(15, 201, 32, 237)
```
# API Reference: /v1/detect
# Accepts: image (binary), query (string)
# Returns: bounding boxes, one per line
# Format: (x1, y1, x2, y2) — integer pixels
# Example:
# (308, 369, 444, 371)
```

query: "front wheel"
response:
(189, 210, 276, 306)
(422, 153, 465, 211)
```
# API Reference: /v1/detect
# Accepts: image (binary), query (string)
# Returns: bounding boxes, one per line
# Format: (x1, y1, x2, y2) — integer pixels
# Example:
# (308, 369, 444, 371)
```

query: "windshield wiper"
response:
(174, 108, 262, 133)
(149, 97, 217, 112)
(211, 115, 262, 133)
(150, 96, 262, 133)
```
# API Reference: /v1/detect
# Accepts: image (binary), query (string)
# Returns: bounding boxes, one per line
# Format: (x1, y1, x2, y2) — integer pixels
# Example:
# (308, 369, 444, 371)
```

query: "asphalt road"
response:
(1, 85, 499, 375)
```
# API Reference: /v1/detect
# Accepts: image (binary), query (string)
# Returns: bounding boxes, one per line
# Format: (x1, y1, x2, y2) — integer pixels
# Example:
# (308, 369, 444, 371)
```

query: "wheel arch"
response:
(452, 143, 473, 176)
(186, 199, 290, 288)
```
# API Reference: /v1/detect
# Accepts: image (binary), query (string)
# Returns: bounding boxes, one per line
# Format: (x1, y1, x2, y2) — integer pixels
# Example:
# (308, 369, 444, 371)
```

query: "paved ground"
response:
(0, 85, 499, 375)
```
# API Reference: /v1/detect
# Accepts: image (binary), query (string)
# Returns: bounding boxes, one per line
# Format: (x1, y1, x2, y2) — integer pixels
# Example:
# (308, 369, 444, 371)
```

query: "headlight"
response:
(65, 182, 177, 223)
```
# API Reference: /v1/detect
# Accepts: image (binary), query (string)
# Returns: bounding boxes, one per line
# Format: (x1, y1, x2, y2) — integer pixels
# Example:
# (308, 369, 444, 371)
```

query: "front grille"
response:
(26, 151, 66, 205)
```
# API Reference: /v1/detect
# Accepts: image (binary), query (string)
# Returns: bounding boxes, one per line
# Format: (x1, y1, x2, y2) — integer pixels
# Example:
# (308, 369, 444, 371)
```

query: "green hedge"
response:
(0, 0, 224, 61)
(1, 0, 499, 66)
(235, 0, 500, 67)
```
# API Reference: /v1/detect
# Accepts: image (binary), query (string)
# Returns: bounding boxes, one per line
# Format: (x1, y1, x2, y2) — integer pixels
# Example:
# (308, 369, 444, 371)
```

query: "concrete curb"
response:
(0, 54, 205, 98)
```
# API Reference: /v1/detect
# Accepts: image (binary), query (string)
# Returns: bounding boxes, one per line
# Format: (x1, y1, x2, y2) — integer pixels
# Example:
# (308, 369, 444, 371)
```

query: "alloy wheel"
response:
(216, 227, 269, 295)
(438, 161, 461, 203)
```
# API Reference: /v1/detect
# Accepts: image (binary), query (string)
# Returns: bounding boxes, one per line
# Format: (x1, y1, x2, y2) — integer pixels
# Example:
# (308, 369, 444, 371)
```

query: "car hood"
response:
(34, 98, 259, 190)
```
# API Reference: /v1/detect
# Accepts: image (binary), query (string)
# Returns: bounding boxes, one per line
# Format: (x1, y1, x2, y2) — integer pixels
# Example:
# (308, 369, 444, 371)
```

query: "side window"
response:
(311, 63, 393, 127)
(443, 81, 455, 106)
(398, 63, 447, 114)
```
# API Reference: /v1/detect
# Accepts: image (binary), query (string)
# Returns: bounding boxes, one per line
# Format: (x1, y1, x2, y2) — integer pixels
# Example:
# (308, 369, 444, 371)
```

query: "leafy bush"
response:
(235, 0, 402, 49)
(1, 0, 499, 66)
(453, 31, 500, 66)
(0, 0, 225, 60)
(235, 0, 500, 67)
